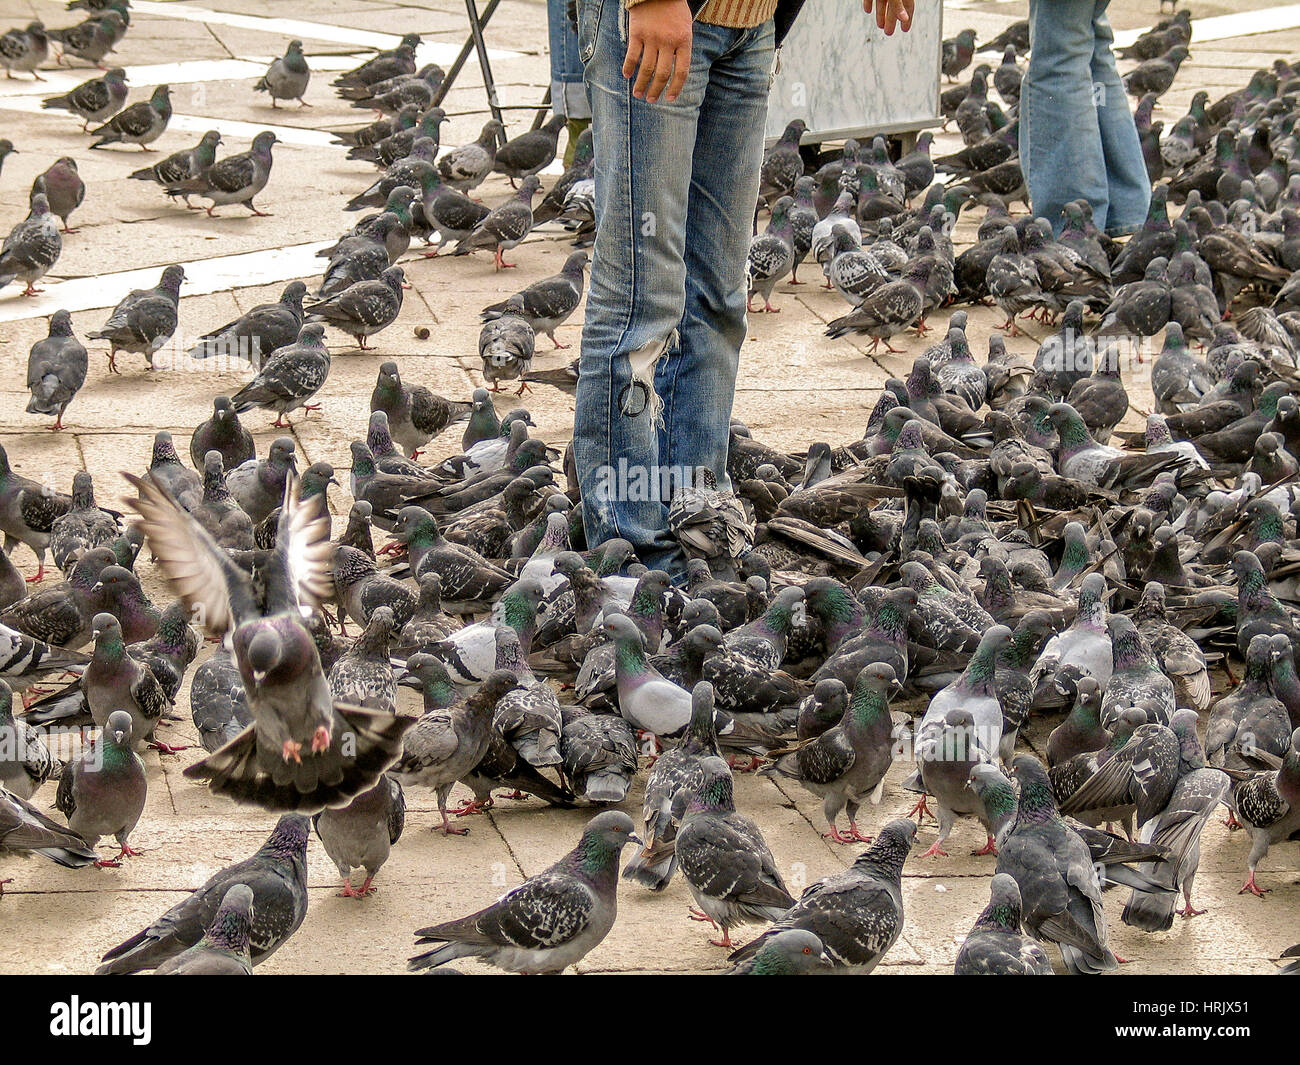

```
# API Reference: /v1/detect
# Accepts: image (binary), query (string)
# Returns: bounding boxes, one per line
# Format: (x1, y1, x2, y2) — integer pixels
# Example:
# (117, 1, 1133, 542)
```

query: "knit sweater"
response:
(625, 0, 779, 30)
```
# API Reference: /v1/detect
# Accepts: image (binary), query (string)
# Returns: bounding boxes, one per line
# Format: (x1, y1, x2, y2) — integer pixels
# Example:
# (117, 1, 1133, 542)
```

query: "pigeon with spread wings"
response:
(124, 469, 413, 812)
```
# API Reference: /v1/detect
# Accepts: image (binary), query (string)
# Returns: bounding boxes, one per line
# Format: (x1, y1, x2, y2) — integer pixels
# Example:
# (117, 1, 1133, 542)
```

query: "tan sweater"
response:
(625, 0, 778, 29)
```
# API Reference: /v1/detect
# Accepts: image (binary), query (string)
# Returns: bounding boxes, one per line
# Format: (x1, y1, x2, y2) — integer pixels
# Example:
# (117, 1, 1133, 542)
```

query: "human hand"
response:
(864, 0, 914, 35)
(623, 0, 693, 103)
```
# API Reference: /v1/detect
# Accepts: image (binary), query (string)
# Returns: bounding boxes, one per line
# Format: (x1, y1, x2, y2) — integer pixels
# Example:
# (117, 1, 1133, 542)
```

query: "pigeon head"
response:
(683, 623, 724, 656)
(577, 810, 640, 870)
(750, 930, 833, 974)
(103, 709, 133, 748)
(1008, 755, 1056, 818)
(245, 628, 284, 680)
(853, 661, 902, 701)
(265, 814, 311, 856)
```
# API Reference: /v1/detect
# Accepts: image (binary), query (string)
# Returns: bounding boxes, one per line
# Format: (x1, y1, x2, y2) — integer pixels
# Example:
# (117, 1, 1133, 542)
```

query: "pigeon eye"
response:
(802, 947, 811, 954)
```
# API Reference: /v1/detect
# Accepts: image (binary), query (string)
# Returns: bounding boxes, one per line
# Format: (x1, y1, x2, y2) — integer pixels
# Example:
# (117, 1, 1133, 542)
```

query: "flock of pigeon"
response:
(1, 0, 1300, 977)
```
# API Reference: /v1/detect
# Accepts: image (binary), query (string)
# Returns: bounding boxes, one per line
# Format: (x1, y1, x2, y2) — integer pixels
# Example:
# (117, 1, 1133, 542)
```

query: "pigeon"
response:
(370, 360, 472, 457)
(1232, 727, 1300, 897)
(141, 430, 201, 512)
(312, 773, 404, 898)
(0, 680, 59, 798)
(408, 809, 639, 973)
(190, 397, 257, 471)
(996, 756, 1117, 974)
(54, 710, 146, 864)
(1121, 710, 1230, 930)
(89, 84, 171, 149)
(0, 194, 61, 297)
(390, 667, 517, 835)
(0, 21, 48, 80)
(480, 250, 587, 349)
(747, 196, 796, 313)
(128, 129, 222, 207)
(305, 266, 404, 349)
(758, 119, 806, 203)
(189, 647, 251, 752)
(96, 814, 309, 973)
(436, 118, 505, 193)
(255, 39, 310, 107)
(229, 323, 331, 428)
(954, 873, 1053, 975)
(47, 11, 121, 67)
(25, 310, 87, 431)
(87, 264, 185, 372)
(825, 260, 934, 351)
(153, 884, 255, 975)
(168, 131, 277, 216)
(942, 28, 978, 81)
(0, 443, 75, 582)
(222, 437, 299, 527)
(41, 66, 127, 129)
(672, 755, 795, 947)
(478, 295, 535, 394)
(452, 175, 541, 270)
(327, 602, 397, 711)
(1124, 45, 1191, 99)
(331, 35, 420, 90)
(31, 157, 85, 233)
(127, 469, 414, 813)
(764, 663, 902, 843)
(726, 819, 916, 973)
(0, 780, 98, 877)
(725, 928, 832, 974)
(494, 114, 567, 183)
(558, 702, 638, 804)
(189, 281, 307, 366)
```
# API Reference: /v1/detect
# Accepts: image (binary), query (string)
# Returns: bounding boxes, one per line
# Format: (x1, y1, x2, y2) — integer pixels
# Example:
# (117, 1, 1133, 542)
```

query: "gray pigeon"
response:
(727, 819, 916, 973)
(312, 773, 404, 897)
(996, 755, 1118, 974)
(747, 196, 795, 313)
(452, 175, 541, 270)
(89, 84, 171, 149)
(1232, 726, 1300, 898)
(255, 39, 310, 107)
(47, 12, 121, 67)
(1122, 710, 1230, 930)
(493, 114, 567, 183)
(763, 663, 901, 843)
(0, 21, 48, 79)
(328, 606, 397, 712)
(408, 809, 638, 973)
(673, 755, 795, 948)
(559, 702, 638, 805)
(25, 310, 87, 430)
(370, 361, 472, 458)
(54, 710, 146, 865)
(0, 679, 59, 798)
(153, 884, 255, 975)
(725, 928, 832, 974)
(229, 323, 330, 428)
(144, 430, 201, 511)
(436, 118, 505, 193)
(1, 781, 97, 876)
(168, 131, 277, 216)
(189, 281, 307, 366)
(0, 193, 61, 297)
(479, 250, 587, 349)
(954, 873, 1054, 975)
(129, 130, 222, 207)
(478, 295, 535, 394)
(41, 66, 128, 129)
(87, 264, 185, 372)
(190, 397, 257, 471)
(189, 647, 251, 753)
(305, 266, 404, 349)
(96, 814, 309, 973)
(127, 470, 413, 813)
(390, 667, 518, 835)
(225, 436, 297, 523)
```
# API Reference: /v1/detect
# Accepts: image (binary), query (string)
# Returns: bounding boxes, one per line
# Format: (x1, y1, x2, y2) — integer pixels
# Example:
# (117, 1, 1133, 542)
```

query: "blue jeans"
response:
(549, 0, 590, 119)
(574, 1, 773, 577)
(1020, 0, 1150, 237)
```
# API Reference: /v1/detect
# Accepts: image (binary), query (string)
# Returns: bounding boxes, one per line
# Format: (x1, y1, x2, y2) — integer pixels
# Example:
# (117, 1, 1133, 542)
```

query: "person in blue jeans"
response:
(548, 0, 592, 164)
(574, 0, 915, 579)
(1020, 0, 1151, 236)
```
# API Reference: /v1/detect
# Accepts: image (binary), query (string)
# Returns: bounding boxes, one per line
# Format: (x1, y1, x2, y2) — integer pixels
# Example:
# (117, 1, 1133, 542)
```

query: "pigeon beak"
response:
(252, 669, 267, 684)
(112, 729, 126, 744)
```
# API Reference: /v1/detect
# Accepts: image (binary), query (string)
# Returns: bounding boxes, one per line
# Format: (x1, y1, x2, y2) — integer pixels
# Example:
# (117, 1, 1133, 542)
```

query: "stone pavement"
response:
(0, 0, 1296, 975)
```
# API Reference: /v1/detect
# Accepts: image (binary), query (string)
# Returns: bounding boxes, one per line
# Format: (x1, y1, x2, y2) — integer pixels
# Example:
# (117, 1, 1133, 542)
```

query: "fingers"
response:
(664, 39, 691, 101)
(622, 34, 645, 80)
